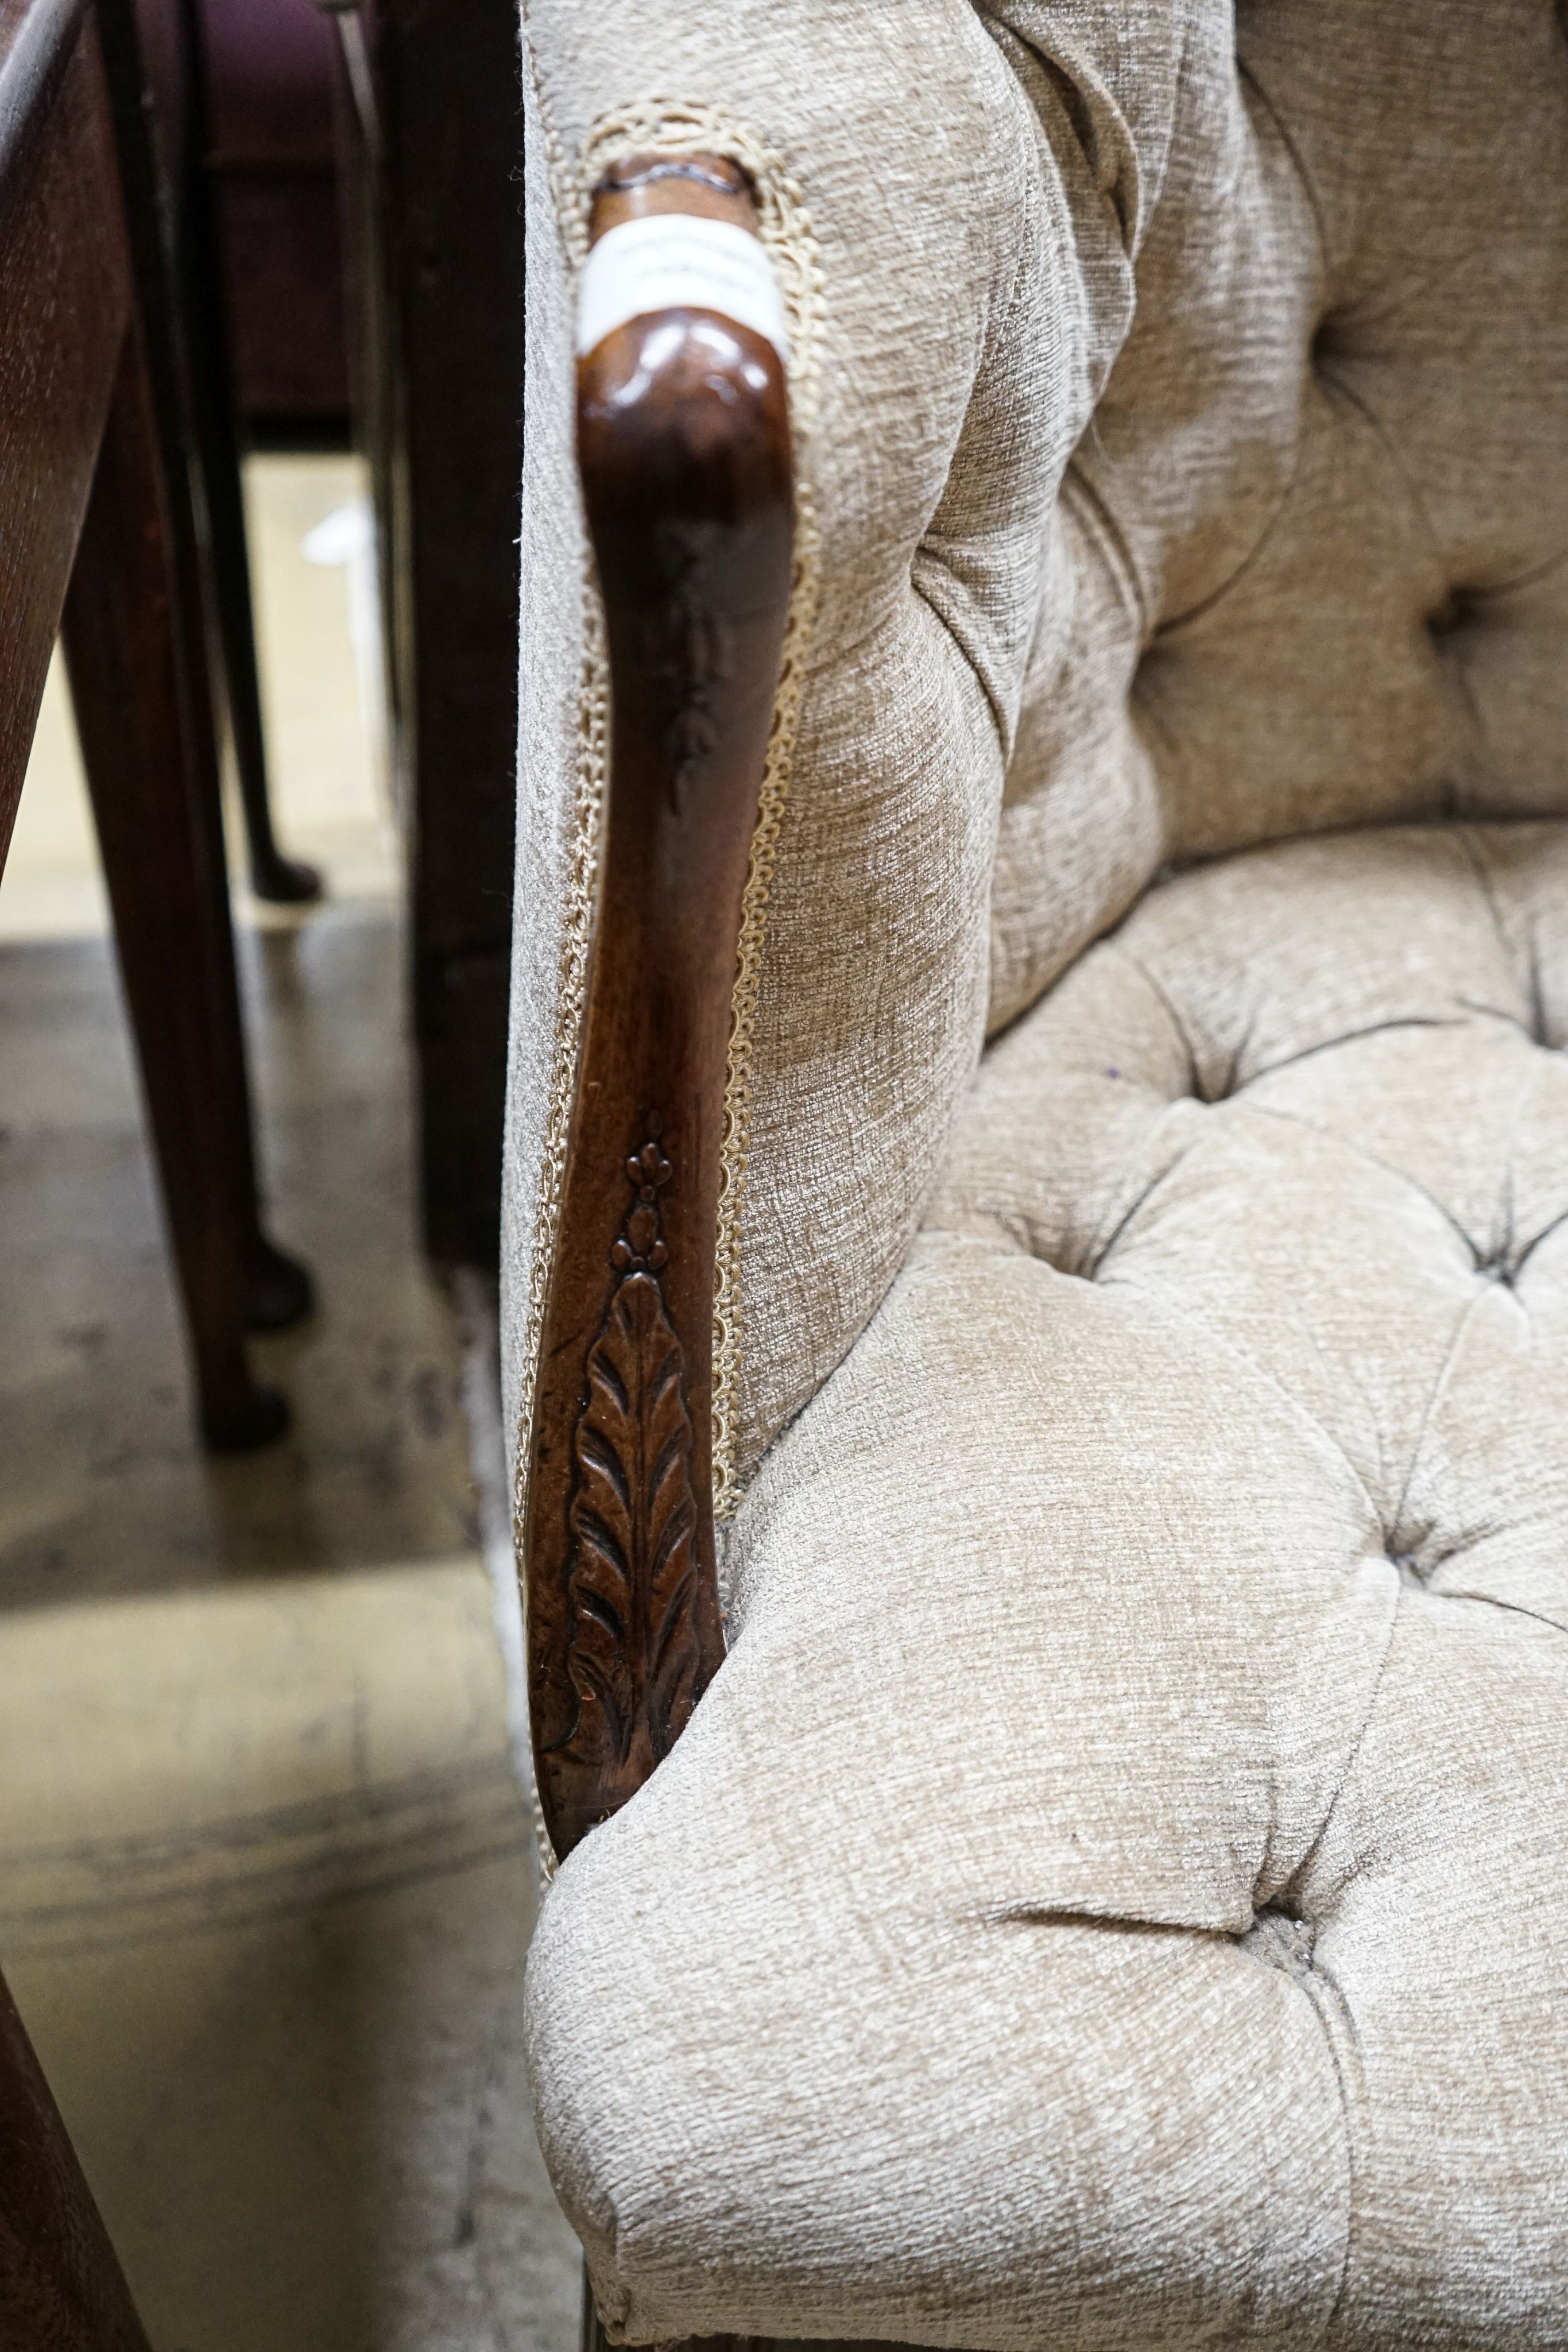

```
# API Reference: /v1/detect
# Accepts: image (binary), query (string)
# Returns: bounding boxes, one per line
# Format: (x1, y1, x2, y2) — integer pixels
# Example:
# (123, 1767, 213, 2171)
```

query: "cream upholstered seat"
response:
(506, 2, 1568, 2345)
(528, 823, 1568, 2345)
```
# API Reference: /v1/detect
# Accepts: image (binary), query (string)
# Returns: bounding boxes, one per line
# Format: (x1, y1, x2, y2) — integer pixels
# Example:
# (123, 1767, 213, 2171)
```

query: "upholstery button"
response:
(1427, 588, 1478, 644)
(1308, 316, 1348, 372)
(1243, 1908, 1319, 1985)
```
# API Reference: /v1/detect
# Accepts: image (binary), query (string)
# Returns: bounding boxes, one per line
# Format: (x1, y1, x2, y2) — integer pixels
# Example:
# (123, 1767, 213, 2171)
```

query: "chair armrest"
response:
(524, 154, 795, 1861)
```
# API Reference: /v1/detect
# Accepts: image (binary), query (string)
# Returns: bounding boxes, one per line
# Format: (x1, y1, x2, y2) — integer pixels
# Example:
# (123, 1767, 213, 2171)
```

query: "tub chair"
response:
(507, 4, 1568, 2345)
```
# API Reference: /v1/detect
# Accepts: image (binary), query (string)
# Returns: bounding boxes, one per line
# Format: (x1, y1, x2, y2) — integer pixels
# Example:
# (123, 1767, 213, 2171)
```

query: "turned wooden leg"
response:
(61, 324, 295, 1449)
(0, 1965, 152, 2352)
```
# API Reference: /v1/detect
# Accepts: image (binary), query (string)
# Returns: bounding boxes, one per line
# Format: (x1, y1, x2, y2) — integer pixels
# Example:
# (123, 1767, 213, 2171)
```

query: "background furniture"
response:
(1, 0, 309, 1457)
(137, 0, 323, 904)
(0, 0, 322, 2332)
(195, 0, 347, 431)
(322, 0, 522, 1270)
(511, 5, 1568, 2347)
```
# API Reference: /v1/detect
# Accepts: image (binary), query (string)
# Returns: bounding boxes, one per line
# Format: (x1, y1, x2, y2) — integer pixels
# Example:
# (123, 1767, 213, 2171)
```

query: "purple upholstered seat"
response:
(197, 0, 347, 424)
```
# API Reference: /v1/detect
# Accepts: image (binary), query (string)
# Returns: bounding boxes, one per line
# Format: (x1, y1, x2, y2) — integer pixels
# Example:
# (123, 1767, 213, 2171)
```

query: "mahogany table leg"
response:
(61, 323, 291, 1450)
(0, 1964, 152, 2352)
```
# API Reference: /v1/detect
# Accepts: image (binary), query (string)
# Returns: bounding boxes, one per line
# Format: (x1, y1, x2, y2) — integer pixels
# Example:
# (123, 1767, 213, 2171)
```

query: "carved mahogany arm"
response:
(525, 156, 795, 1860)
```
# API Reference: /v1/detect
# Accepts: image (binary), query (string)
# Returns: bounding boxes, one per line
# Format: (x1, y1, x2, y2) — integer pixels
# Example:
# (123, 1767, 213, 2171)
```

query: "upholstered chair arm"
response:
(524, 156, 795, 1862)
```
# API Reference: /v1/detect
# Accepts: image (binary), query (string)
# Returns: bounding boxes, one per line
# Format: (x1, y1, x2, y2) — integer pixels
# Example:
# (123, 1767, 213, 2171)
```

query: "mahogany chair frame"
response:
(523, 154, 792, 1862)
(528, 148, 942, 2352)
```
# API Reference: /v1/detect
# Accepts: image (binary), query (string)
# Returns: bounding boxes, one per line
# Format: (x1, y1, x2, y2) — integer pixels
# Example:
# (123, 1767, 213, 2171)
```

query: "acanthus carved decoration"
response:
(553, 1127, 706, 1773)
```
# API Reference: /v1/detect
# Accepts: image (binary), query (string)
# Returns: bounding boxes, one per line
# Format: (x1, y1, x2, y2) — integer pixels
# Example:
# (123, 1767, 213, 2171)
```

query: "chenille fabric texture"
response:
(509, 2, 1568, 2345)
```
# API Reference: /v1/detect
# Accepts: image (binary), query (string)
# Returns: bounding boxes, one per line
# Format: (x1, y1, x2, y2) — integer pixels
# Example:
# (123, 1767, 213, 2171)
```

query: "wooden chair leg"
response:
(61, 323, 294, 1450)
(183, 223, 322, 910)
(0, 1964, 152, 2352)
(176, 0, 321, 910)
(96, 0, 316, 1341)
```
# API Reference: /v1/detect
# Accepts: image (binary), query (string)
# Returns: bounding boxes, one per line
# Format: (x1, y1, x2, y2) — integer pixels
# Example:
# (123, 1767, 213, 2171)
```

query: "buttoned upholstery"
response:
(508, 1, 1568, 2343)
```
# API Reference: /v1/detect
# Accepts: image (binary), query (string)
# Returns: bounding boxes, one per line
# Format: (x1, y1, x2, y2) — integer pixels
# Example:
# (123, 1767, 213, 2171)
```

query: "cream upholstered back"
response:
(505, 1, 1568, 1507)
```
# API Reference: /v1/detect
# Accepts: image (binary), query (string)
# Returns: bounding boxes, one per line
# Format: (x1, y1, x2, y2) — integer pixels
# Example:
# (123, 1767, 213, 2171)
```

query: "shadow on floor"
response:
(0, 904, 477, 1606)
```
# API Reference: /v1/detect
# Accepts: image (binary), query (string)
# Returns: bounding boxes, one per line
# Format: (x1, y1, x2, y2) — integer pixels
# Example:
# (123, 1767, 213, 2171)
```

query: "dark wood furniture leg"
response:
(326, 0, 522, 1270)
(175, 0, 322, 908)
(0, 1964, 152, 2352)
(61, 323, 289, 1451)
(1, 10, 253, 2340)
(95, 0, 314, 1350)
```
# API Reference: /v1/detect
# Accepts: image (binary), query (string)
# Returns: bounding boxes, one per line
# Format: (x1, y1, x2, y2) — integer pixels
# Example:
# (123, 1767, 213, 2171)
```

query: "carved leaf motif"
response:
(558, 1143, 703, 1770)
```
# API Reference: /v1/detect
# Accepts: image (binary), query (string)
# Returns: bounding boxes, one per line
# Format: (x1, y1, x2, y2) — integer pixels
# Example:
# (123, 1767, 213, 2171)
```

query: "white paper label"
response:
(576, 213, 791, 363)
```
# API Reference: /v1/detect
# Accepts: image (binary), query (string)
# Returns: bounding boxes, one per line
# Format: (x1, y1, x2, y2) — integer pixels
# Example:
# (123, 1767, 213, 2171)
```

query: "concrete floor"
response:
(1, 907, 481, 1603)
(1, 1565, 576, 2352)
(0, 460, 580, 2350)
